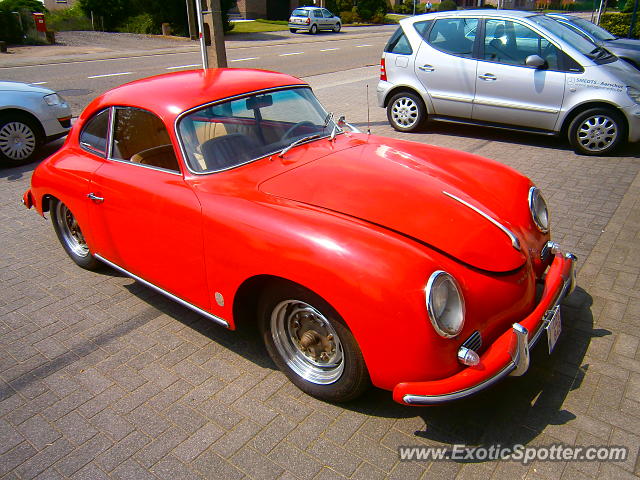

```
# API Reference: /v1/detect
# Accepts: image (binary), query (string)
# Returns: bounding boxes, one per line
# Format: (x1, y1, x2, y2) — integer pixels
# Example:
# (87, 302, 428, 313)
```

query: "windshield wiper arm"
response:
(278, 134, 322, 158)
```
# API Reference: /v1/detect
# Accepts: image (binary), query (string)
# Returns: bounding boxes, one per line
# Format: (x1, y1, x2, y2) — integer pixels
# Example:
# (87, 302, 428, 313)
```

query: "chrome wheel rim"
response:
(55, 202, 89, 257)
(270, 300, 344, 384)
(334, 23, 340, 32)
(391, 97, 419, 129)
(577, 114, 618, 153)
(0, 121, 36, 161)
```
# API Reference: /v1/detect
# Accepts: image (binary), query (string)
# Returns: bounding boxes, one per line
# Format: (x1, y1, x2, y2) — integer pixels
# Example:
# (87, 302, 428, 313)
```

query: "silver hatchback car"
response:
(377, 10, 640, 155)
(289, 7, 341, 34)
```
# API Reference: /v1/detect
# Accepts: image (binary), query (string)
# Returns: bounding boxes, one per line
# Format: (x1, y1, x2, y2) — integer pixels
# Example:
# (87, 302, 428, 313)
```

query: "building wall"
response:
(43, 0, 77, 11)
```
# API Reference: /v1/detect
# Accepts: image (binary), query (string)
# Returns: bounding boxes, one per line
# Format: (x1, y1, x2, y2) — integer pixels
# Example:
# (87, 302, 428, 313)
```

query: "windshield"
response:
(532, 15, 616, 64)
(178, 87, 338, 173)
(569, 16, 616, 42)
(291, 9, 309, 17)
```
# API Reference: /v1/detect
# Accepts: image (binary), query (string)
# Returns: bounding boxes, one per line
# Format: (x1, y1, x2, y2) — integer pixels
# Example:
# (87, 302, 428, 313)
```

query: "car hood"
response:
(607, 38, 640, 51)
(0, 81, 53, 95)
(260, 139, 530, 273)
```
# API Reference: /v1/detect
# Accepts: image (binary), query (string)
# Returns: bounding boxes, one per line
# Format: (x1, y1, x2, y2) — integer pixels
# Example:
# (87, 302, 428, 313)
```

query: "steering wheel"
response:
(283, 121, 316, 140)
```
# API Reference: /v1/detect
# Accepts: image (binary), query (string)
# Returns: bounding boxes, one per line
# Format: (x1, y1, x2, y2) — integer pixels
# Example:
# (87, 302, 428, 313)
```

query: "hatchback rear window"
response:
(292, 9, 308, 17)
(384, 27, 413, 55)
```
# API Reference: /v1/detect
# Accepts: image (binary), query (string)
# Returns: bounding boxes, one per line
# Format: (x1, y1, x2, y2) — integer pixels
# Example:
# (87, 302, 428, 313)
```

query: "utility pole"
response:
(186, 0, 197, 40)
(196, 0, 228, 69)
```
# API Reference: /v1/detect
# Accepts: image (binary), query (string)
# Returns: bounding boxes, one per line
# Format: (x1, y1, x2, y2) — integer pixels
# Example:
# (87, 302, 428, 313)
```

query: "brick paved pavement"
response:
(1, 67, 640, 479)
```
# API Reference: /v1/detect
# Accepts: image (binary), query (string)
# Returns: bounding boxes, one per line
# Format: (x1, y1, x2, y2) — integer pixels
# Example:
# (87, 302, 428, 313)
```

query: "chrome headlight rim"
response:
(528, 186, 549, 234)
(425, 270, 465, 339)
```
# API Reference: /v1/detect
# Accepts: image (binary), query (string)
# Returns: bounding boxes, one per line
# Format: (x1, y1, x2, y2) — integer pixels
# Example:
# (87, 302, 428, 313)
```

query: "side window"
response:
(384, 27, 413, 55)
(111, 107, 180, 172)
(484, 20, 560, 70)
(322, 9, 333, 18)
(314, 10, 322, 18)
(414, 20, 434, 40)
(79, 109, 110, 156)
(428, 18, 477, 57)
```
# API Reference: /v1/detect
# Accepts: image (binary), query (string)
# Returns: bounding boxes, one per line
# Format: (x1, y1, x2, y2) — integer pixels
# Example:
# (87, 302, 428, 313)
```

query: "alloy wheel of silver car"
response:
(55, 201, 90, 258)
(333, 22, 341, 32)
(387, 92, 426, 132)
(0, 120, 37, 162)
(568, 108, 625, 156)
(270, 299, 344, 384)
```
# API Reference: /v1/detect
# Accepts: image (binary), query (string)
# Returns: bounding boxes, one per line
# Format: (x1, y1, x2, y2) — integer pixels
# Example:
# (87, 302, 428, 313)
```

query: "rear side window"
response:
(414, 20, 434, 40)
(79, 108, 110, 156)
(428, 18, 478, 57)
(384, 27, 413, 55)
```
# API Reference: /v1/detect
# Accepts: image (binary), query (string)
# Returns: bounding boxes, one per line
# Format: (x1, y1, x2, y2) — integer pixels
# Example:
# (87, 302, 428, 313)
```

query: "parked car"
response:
(547, 13, 640, 71)
(0, 81, 71, 167)
(377, 10, 640, 156)
(289, 6, 341, 34)
(23, 69, 576, 405)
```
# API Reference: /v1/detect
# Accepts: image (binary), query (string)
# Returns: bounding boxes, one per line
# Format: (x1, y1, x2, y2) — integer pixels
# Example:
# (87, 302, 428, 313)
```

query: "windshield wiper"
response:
(278, 134, 322, 158)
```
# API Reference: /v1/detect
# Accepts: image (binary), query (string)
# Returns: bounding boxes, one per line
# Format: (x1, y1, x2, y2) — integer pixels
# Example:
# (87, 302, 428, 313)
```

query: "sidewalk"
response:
(0, 27, 392, 69)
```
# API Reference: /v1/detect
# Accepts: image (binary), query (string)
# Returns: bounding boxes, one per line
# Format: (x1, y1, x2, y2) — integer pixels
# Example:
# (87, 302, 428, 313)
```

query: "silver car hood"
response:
(0, 81, 53, 95)
(594, 59, 640, 88)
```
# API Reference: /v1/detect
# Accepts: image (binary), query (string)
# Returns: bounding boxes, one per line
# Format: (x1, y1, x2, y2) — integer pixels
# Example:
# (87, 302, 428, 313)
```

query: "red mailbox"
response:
(33, 13, 47, 33)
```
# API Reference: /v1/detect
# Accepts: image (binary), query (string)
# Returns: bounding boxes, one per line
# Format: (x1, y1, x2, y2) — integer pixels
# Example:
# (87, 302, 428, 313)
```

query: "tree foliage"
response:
(0, 0, 47, 13)
(78, 0, 129, 31)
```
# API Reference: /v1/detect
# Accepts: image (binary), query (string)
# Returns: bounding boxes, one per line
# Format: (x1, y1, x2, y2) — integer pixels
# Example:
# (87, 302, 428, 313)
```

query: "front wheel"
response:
(567, 108, 626, 156)
(259, 283, 370, 402)
(51, 199, 100, 270)
(333, 23, 341, 33)
(387, 91, 427, 132)
(0, 113, 43, 167)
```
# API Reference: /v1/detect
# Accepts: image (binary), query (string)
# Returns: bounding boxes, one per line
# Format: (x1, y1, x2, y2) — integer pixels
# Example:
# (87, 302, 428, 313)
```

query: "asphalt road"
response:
(0, 26, 395, 114)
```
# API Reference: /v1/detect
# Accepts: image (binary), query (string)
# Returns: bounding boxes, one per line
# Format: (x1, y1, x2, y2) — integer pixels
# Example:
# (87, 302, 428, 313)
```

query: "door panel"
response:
(414, 18, 479, 117)
(472, 19, 565, 130)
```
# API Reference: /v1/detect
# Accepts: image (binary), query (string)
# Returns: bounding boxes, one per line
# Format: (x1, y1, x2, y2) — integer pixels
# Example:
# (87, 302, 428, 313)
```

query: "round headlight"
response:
(425, 271, 465, 338)
(529, 187, 549, 233)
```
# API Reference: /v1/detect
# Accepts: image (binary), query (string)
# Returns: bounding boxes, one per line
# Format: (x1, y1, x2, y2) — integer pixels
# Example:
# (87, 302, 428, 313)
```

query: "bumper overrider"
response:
(393, 246, 576, 405)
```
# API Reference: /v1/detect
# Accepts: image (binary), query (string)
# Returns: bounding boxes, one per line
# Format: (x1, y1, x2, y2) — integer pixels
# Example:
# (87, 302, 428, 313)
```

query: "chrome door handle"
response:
(87, 193, 104, 203)
(418, 64, 435, 72)
(478, 73, 497, 81)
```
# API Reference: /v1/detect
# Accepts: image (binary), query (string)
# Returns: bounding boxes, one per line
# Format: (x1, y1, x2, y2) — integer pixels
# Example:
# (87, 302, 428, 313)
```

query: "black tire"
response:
(258, 282, 370, 403)
(0, 112, 44, 167)
(386, 91, 427, 133)
(333, 22, 341, 33)
(567, 107, 626, 156)
(289, 28, 297, 33)
(309, 24, 318, 34)
(50, 198, 100, 270)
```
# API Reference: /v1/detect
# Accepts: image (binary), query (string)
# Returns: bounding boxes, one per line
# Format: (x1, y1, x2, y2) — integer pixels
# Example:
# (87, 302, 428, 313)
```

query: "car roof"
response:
(294, 6, 323, 10)
(401, 8, 535, 24)
(84, 69, 307, 122)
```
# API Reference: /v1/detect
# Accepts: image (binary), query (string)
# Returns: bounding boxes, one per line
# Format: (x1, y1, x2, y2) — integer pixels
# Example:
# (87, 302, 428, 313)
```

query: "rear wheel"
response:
(387, 91, 427, 132)
(309, 24, 318, 34)
(568, 107, 625, 156)
(259, 282, 370, 402)
(51, 199, 100, 270)
(0, 113, 43, 167)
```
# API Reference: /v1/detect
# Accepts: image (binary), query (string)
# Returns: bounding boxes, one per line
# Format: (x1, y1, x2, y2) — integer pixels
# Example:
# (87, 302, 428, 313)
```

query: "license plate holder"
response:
(544, 305, 562, 353)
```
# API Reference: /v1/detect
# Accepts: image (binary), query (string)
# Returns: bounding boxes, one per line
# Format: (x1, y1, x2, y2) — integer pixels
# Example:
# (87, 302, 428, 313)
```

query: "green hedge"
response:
(600, 12, 639, 39)
(0, 11, 22, 42)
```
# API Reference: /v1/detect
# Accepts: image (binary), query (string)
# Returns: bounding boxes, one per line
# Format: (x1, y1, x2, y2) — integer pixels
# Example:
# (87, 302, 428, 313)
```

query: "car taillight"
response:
(380, 58, 387, 81)
(306, 18, 310, 24)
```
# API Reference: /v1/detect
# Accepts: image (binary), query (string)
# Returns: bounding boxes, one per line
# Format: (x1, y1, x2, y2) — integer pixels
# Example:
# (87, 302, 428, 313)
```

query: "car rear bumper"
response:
(289, 23, 311, 31)
(392, 247, 576, 406)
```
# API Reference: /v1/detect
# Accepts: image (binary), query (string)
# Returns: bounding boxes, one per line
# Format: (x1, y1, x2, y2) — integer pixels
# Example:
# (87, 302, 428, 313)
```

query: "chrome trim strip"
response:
(473, 99, 559, 114)
(442, 191, 521, 250)
(94, 254, 229, 328)
(429, 94, 474, 104)
(402, 251, 576, 405)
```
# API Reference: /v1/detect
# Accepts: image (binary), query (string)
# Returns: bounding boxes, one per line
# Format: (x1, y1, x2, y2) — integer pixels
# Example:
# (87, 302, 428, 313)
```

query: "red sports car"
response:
(23, 69, 576, 405)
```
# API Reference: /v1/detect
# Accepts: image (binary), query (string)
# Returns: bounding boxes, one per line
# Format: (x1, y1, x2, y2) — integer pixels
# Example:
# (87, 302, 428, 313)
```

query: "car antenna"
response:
(366, 84, 371, 135)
